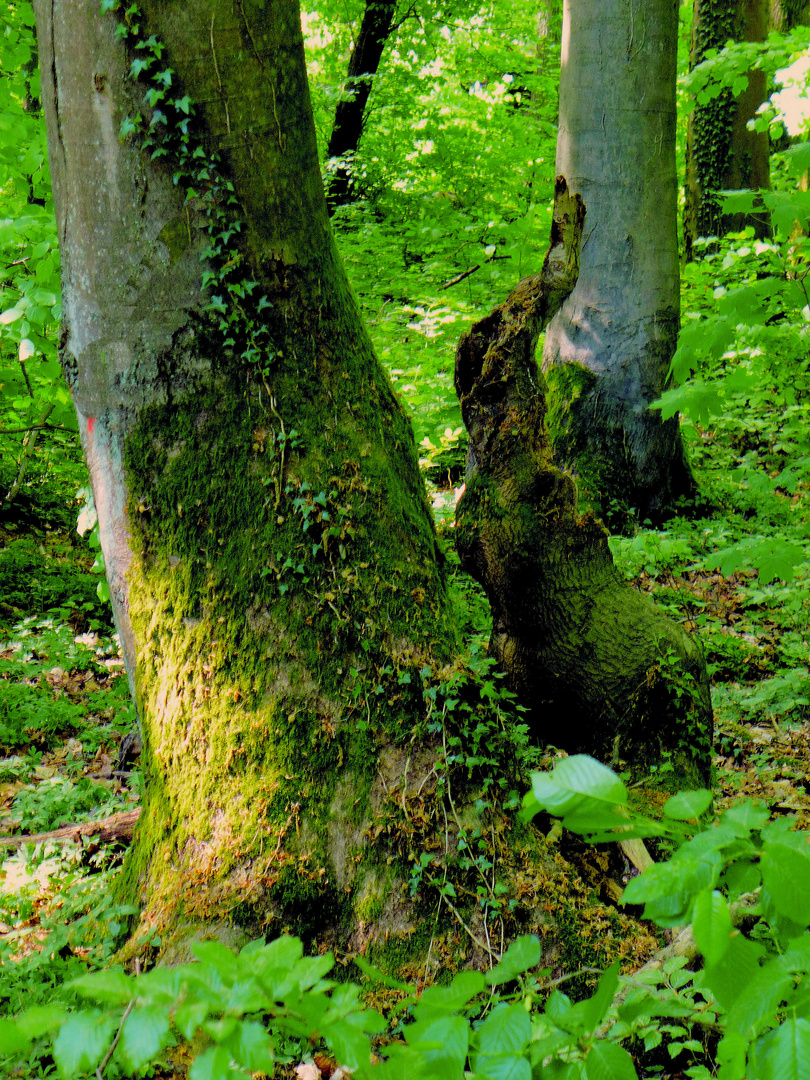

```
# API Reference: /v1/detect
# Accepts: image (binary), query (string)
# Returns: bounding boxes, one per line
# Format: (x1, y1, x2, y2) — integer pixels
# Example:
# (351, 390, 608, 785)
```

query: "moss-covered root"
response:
(454, 181, 712, 786)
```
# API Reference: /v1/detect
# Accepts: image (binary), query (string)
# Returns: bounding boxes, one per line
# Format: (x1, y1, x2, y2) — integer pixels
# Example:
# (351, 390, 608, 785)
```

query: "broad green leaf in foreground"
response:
(485, 935, 541, 986)
(120, 1005, 173, 1073)
(530, 755, 628, 814)
(583, 1040, 638, 1080)
(751, 1018, 810, 1080)
(53, 1011, 118, 1079)
(761, 843, 810, 925)
(663, 789, 712, 821)
(692, 888, 733, 967)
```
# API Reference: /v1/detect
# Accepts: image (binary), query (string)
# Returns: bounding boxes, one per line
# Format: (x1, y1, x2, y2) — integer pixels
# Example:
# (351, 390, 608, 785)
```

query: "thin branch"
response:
(0, 422, 65, 435)
(96, 1001, 135, 1080)
(442, 265, 480, 290)
(440, 892, 501, 960)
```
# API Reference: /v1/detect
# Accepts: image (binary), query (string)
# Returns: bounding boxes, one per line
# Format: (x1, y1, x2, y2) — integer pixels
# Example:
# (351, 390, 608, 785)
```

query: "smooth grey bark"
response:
(542, 0, 693, 526)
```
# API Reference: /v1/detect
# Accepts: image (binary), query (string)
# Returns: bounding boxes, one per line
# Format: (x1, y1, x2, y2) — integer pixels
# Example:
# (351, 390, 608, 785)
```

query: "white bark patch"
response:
(91, 72, 120, 214)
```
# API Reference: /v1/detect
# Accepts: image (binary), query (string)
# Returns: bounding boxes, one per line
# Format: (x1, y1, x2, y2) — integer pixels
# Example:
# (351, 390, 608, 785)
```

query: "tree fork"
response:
(455, 179, 713, 785)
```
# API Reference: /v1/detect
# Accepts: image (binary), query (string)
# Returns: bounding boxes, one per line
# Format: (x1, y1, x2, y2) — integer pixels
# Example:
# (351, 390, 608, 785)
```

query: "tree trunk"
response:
(684, 0, 771, 259)
(770, 0, 810, 28)
(541, 0, 694, 528)
(31, 0, 662, 976)
(456, 180, 713, 787)
(325, 0, 397, 213)
(32, 0, 458, 956)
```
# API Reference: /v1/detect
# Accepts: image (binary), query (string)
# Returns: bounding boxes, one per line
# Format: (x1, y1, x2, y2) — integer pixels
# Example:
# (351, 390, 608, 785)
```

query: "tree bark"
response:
(684, 0, 771, 259)
(456, 179, 713, 785)
(325, 0, 397, 213)
(541, 0, 694, 528)
(770, 0, 810, 29)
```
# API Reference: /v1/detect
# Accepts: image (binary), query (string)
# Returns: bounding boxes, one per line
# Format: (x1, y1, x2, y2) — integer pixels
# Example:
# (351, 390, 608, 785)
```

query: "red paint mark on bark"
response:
(87, 417, 95, 436)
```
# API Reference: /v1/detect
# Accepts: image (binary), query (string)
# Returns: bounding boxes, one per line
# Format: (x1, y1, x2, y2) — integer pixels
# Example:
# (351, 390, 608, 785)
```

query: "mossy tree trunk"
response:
(326, 0, 397, 213)
(32, 0, 470, 956)
(456, 180, 713, 786)
(541, 0, 694, 528)
(684, 0, 771, 260)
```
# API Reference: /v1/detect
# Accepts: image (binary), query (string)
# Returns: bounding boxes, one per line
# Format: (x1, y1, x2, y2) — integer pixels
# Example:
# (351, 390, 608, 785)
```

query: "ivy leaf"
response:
(130, 56, 152, 77)
(176, 94, 192, 114)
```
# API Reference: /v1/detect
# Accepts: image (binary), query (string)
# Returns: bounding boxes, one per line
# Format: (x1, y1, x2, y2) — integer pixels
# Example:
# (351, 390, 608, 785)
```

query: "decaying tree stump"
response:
(455, 177, 712, 784)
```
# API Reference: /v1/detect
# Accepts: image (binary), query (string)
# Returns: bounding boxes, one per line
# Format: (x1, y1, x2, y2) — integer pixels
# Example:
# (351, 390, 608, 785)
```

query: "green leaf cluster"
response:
(526, 755, 810, 1080)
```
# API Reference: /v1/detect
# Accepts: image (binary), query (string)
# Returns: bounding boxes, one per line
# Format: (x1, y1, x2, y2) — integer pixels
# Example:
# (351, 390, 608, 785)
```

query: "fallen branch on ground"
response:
(0, 807, 141, 849)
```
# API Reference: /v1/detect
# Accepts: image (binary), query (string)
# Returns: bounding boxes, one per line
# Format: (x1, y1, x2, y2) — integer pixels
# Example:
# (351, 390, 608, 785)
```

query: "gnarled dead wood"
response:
(454, 176, 712, 783)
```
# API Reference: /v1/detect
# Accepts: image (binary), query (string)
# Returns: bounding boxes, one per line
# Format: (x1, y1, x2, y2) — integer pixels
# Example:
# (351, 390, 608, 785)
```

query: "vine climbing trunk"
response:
(684, 0, 771, 259)
(325, 0, 397, 212)
(456, 179, 713, 785)
(542, 0, 694, 528)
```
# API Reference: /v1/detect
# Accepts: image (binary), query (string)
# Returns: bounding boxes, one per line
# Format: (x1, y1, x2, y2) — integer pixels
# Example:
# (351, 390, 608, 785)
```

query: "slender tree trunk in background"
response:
(326, 0, 396, 213)
(456, 181, 713, 786)
(770, 0, 810, 28)
(684, 0, 771, 259)
(536, 0, 562, 78)
(542, 0, 693, 528)
(32, 0, 662, 972)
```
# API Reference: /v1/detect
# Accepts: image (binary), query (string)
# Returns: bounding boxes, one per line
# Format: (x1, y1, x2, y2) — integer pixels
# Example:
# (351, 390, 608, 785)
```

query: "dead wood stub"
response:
(454, 177, 712, 782)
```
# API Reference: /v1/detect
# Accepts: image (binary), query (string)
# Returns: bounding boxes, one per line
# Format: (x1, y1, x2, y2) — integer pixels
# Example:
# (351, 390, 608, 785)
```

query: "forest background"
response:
(2, 1, 810, 1078)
